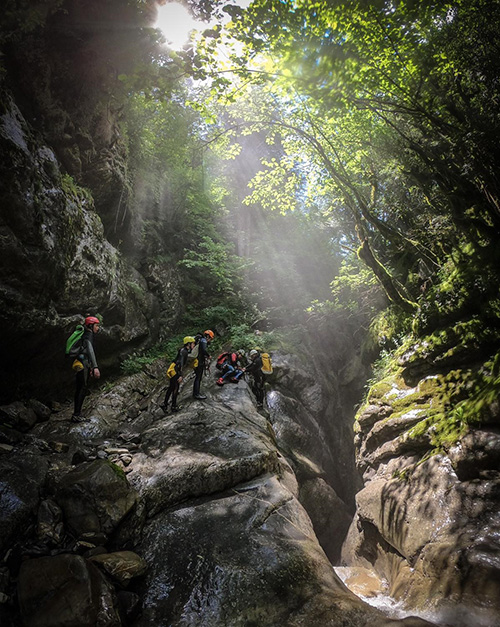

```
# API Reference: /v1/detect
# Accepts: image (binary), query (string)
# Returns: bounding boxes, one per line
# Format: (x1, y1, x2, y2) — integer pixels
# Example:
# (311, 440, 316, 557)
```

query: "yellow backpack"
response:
(261, 352, 273, 375)
(166, 362, 177, 378)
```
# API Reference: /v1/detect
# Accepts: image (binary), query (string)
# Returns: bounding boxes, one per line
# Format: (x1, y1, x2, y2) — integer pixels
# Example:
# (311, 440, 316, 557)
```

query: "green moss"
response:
(405, 362, 494, 451)
(399, 317, 500, 369)
(366, 377, 398, 403)
(106, 460, 127, 481)
(60, 173, 93, 203)
(362, 340, 499, 455)
(127, 280, 147, 307)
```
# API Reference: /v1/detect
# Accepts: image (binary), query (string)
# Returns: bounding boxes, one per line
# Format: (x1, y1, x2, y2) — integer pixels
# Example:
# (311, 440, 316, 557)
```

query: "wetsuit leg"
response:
(253, 374, 265, 406)
(193, 362, 204, 397)
(171, 377, 180, 408)
(164, 377, 175, 406)
(74, 368, 88, 415)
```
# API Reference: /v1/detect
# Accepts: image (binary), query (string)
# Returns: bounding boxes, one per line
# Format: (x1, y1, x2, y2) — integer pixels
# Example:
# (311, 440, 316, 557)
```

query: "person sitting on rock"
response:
(193, 330, 214, 400)
(244, 349, 265, 408)
(162, 336, 195, 413)
(216, 349, 245, 386)
(72, 315, 101, 422)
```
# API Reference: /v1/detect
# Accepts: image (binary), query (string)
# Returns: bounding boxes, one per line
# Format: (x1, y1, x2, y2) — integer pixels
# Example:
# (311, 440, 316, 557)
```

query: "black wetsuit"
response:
(246, 354, 265, 406)
(74, 328, 98, 416)
(165, 346, 189, 409)
(193, 336, 209, 397)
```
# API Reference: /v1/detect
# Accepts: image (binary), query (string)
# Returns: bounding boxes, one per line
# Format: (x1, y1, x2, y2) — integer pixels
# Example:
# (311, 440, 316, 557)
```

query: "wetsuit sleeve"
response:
(83, 337, 98, 369)
(246, 357, 262, 375)
(245, 360, 257, 374)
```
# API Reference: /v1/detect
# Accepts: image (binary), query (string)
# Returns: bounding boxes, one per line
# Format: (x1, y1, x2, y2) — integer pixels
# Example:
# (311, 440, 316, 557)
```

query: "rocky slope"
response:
(0, 354, 435, 626)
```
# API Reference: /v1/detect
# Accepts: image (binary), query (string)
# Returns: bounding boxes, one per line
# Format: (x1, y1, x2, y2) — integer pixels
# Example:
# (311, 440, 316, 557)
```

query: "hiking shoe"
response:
(160, 404, 168, 413)
(71, 414, 87, 423)
(193, 394, 207, 400)
(216, 378, 224, 386)
(230, 378, 239, 383)
(171, 405, 181, 412)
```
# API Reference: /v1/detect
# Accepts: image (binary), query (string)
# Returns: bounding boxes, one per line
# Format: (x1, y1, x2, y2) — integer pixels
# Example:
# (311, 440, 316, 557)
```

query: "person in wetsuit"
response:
(72, 316, 101, 422)
(162, 336, 195, 413)
(193, 329, 214, 400)
(244, 349, 265, 408)
(216, 349, 245, 385)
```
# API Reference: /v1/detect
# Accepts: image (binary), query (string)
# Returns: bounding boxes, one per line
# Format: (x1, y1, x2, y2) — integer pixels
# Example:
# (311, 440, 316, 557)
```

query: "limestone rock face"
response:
(0, 95, 182, 401)
(343, 367, 500, 627)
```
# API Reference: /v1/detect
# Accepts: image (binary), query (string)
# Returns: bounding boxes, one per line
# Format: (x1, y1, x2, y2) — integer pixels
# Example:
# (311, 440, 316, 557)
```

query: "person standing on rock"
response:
(72, 315, 101, 422)
(244, 349, 265, 408)
(162, 336, 195, 413)
(193, 329, 214, 400)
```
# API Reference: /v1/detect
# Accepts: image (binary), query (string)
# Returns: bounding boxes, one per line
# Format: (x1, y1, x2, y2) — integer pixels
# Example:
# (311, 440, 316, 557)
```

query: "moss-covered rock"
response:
(346, 326, 500, 624)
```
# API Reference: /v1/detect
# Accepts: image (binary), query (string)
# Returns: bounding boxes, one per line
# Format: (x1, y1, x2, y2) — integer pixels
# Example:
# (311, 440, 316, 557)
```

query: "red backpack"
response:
(216, 352, 232, 370)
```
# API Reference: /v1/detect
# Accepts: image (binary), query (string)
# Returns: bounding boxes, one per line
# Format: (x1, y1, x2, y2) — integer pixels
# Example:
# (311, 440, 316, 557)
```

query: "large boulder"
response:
(130, 391, 280, 516)
(135, 472, 424, 627)
(0, 453, 48, 554)
(0, 402, 38, 432)
(55, 459, 138, 538)
(18, 554, 120, 627)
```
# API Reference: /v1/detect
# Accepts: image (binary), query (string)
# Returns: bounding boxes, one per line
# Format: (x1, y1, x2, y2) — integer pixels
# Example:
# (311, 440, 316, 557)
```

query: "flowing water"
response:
(334, 566, 498, 627)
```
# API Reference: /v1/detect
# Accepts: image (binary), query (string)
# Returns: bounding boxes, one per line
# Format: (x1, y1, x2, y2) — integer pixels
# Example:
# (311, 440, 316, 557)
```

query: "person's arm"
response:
(84, 337, 100, 378)
(245, 360, 256, 374)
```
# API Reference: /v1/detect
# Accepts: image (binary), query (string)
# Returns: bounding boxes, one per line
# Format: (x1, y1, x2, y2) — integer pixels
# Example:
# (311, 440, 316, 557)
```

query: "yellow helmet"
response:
(183, 336, 195, 345)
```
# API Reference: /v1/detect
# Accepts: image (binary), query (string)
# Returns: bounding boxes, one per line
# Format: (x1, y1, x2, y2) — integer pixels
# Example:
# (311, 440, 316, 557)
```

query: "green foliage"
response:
(179, 236, 251, 295)
(328, 259, 380, 315)
(182, 304, 248, 332)
(368, 306, 413, 352)
(120, 334, 186, 375)
(191, 0, 500, 323)
(222, 324, 297, 355)
(60, 174, 93, 204)
(415, 243, 500, 333)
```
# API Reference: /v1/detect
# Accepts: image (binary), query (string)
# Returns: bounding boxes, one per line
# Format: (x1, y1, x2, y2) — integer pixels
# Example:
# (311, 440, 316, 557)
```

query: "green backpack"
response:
(65, 324, 84, 357)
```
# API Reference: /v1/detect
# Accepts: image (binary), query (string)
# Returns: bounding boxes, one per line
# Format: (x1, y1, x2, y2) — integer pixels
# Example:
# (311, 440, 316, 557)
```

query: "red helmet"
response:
(85, 316, 100, 327)
(204, 329, 214, 339)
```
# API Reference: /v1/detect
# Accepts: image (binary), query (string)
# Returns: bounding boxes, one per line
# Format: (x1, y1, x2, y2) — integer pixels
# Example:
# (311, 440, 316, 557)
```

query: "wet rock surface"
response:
(0, 356, 435, 626)
(344, 367, 500, 627)
(18, 554, 120, 627)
